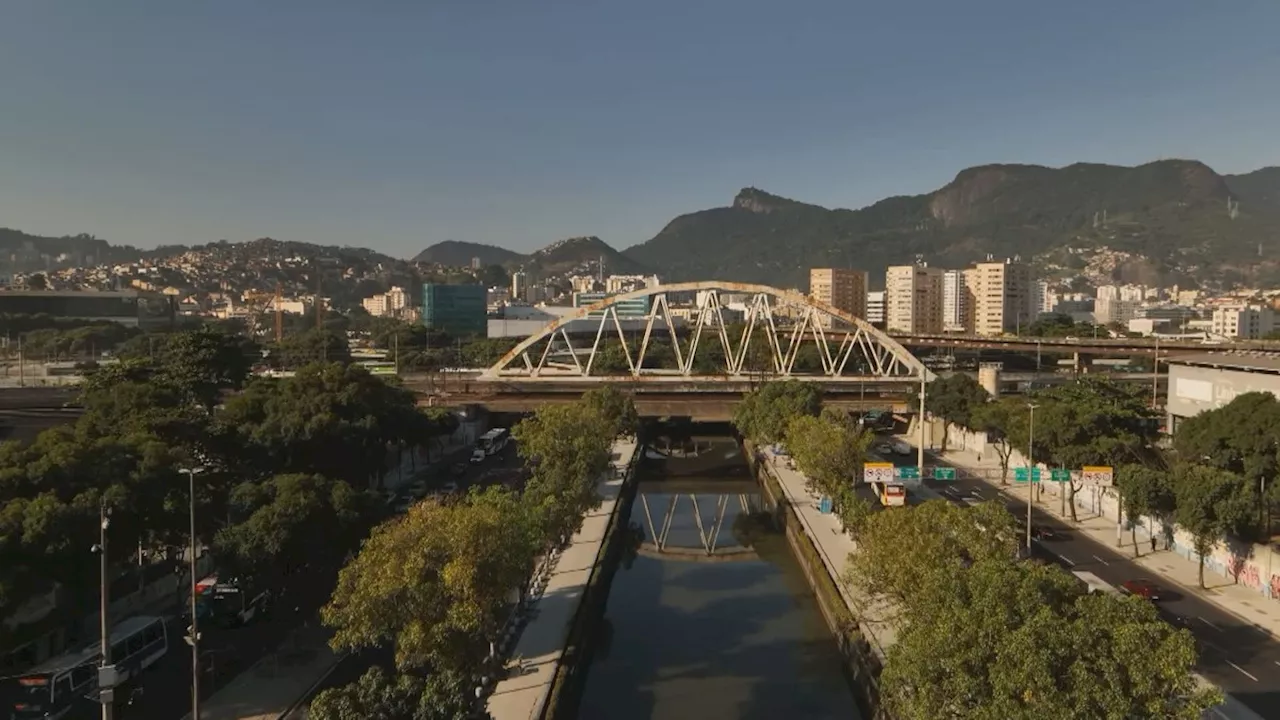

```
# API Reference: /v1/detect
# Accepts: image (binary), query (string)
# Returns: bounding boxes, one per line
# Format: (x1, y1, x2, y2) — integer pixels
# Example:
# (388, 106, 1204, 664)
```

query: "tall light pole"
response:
(1151, 335, 1160, 408)
(917, 369, 927, 480)
(180, 466, 205, 720)
(95, 502, 115, 720)
(1025, 403, 1038, 552)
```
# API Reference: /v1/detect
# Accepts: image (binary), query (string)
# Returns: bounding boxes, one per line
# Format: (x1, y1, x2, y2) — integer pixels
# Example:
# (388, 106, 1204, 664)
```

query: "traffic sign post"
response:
(1050, 469, 1070, 482)
(1081, 466, 1114, 487)
(895, 466, 920, 481)
(1014, 467, 1042, 483)
(932, 467, 957, 481)
(864, 462, 894, 485)
(819, 496, 833, 514)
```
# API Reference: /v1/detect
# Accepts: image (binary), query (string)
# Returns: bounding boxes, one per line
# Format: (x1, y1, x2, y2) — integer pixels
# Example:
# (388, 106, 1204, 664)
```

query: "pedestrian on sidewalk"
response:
(1150, 536, 1157, 553)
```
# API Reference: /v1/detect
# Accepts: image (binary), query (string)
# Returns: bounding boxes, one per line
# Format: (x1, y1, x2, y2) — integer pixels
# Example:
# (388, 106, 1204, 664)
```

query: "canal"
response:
(574, 432, 860, 719)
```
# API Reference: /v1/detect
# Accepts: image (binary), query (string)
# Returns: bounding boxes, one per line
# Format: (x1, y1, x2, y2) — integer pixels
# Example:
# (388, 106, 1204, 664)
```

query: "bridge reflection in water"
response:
(575, 434, 859, 720)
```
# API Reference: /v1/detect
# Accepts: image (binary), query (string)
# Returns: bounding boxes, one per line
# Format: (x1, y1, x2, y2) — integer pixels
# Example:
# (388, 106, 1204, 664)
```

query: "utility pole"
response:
(17, 336, 24, 388)
(1026, 403, 1038, 552)
(917, 369, 926, 479)
(1151, 335, 1160, 409)
(274, 282, 284, 344)
(181, 467, 205, 720)
(97, 502, 115, 720)
(393, 333, 400, 376)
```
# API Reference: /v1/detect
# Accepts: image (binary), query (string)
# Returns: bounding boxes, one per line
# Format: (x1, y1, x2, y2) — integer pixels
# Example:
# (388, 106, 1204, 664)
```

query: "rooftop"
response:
(1166, 351, 1280, 374)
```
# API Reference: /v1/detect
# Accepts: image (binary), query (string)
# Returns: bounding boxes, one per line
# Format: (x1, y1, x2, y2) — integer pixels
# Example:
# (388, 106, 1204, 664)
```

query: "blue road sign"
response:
(819, 496, 833, 514)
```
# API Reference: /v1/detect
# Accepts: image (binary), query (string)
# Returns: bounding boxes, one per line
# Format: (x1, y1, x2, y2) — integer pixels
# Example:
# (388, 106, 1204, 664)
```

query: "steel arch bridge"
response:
(481, 281, 932, 384)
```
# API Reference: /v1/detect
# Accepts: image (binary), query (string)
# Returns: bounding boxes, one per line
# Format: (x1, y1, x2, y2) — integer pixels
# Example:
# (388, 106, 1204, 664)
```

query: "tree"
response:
(881, 559, 1217, 719)
(923, 373, 989, 451)
(156, 326, 257, 409)
(322, 487, 539, 673)
(514, 402, 613, 545)
(783, 413, 869, 501)
(1173, 391, 1280, 538)
(1116, 464, 1174, 556)
(214, 473, 371, 589)
(1021, 378, 1160, 521)
(731, 380, 822, 446)
(970, 396, 1024, 484)
(1173, 464, 1256, 587)
(308, 665, 477, 720)
(270, 328, 351, 369)
(24, 273, 47, 291)
(845, 500, 1020, 609)
(581, 386, 640, 438)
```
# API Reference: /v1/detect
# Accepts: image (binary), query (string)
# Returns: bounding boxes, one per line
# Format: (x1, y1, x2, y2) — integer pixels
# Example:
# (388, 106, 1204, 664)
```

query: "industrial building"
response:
(1165, 352, 1280, 433)
(422, 284, 487, 337)
(0, 289, 145, 325)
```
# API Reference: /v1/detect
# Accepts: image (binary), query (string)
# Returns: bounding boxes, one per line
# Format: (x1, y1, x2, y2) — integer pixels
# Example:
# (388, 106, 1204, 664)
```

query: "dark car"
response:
(1122, 579, 1161, 601)
(1031, 527, 1058, 541)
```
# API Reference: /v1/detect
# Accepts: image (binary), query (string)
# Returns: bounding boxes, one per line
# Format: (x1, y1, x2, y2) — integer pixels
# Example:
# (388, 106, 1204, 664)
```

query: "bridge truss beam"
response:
(481, 281, 931, 383)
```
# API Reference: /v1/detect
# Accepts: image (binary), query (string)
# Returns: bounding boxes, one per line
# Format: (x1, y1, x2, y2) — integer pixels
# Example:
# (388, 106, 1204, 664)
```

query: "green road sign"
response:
(895, 467, 920, 480)
(1014, 467, 1042, 483)
(932, 467, 957, 481)
(1050, 468, 1071, 483)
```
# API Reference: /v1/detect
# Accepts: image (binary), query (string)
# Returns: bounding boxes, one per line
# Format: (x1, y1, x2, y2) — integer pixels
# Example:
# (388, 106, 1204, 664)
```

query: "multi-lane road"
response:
(869, 437, 1280, 718)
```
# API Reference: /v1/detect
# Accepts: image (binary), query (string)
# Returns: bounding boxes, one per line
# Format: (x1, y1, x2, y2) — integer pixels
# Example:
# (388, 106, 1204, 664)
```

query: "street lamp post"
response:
(96, 502, 114, 720)
(180, 466, 205, 720)
(917, 369, 927, 480)
(1025, 403, 1038, 552)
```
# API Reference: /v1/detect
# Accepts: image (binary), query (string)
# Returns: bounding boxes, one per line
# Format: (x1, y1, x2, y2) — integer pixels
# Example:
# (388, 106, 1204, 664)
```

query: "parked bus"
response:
(3, 615, 167, 720)
(876, 482, 907, 507)
(193, 574, 274, 628)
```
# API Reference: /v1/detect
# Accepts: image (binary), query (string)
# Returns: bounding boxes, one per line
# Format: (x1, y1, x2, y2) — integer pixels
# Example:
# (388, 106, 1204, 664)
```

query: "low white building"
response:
(1211, 305, 1276, 339)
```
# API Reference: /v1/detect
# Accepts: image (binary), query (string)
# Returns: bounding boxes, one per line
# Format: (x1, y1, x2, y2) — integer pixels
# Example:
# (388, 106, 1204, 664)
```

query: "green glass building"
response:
(422, 284, 487, 337)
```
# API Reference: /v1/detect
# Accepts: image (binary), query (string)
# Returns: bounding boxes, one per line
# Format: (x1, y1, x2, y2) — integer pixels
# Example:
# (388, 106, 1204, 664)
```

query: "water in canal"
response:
(576, 433, 860, 720)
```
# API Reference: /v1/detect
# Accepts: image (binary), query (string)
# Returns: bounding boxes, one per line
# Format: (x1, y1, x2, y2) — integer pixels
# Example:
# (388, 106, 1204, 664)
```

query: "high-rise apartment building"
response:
(1212, 305, 1276, 339)
(885, 264, 944, 333)
(808, 268, 868, 325)
(865, 291, 885, 326)
(941, 270, 967, 332)
(965, 259, 1033, 336)
(510, 272, 527, 301)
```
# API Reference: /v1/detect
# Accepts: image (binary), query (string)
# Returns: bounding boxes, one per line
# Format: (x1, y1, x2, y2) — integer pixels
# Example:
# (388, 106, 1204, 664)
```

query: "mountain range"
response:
(5, 159, 1280, 291)
(413, 159, 1280, 289)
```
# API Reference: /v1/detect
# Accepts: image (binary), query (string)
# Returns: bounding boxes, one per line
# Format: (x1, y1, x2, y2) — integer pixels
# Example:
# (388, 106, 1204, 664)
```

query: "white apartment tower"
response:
(1212, 305, 1276, 339)
(941, 270, 967, 332)
(885, 264, 944, 334)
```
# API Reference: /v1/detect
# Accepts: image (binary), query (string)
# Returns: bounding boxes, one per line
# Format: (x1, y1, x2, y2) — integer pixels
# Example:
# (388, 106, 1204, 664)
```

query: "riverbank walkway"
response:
(762, 447, 923, 660)
(486, 438, 639, 720)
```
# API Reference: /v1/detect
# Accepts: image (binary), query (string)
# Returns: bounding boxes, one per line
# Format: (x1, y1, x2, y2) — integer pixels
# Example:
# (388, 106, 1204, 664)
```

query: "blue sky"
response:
(1, 1, 1277, 258)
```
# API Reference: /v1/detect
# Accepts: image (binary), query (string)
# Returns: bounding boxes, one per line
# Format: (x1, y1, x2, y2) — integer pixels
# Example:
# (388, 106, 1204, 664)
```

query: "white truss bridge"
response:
(481, 281, 931, 384)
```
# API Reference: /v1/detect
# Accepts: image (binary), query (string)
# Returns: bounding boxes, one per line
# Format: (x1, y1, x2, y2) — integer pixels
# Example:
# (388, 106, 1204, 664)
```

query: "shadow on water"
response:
(575, 434, 859, 720)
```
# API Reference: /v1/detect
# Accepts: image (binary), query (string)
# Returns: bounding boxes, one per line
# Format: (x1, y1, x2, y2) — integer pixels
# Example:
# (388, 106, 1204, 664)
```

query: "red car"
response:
(1122, 579, 1161, 601)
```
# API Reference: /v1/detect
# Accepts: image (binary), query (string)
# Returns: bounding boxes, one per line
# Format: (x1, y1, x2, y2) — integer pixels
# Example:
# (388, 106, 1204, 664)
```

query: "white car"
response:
(892, 442, 912, 456)
(470, 449, 487, 464)
(875, 443, 893, 455)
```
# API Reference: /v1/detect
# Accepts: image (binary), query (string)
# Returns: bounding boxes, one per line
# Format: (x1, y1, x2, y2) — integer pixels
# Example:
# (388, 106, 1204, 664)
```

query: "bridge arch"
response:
(481, 281, 931, 383)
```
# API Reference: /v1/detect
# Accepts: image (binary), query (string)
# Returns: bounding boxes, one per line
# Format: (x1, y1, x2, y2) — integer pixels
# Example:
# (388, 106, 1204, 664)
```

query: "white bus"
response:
(471, 428, 511, 462)
(4, 615, 168, 720)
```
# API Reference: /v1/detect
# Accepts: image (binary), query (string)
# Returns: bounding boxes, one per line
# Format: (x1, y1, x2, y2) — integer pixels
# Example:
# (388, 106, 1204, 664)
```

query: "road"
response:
(58, 438, 525, 720)
(866, 437, 1280, 718)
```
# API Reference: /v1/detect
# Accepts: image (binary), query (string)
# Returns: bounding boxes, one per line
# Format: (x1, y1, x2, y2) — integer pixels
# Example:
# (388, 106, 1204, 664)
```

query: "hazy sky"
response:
(1, 1, 1277, 258)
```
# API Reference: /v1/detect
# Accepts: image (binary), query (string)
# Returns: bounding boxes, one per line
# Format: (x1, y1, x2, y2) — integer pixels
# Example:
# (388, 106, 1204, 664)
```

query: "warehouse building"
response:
(1165, 352, 1280, 433)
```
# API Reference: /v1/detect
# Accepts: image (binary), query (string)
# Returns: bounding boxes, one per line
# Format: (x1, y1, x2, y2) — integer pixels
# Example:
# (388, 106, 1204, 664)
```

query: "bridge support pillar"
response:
(978, 363, 1002, 398)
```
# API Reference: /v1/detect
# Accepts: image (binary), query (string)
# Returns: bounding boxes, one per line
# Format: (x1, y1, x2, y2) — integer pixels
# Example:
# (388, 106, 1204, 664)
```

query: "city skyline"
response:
(0, 1, 1277, 256)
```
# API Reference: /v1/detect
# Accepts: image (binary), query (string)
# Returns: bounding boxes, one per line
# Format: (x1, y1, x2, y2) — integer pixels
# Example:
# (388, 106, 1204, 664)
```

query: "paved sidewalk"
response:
(180, 624, 340, 720)
(761, 448, 903, 659)
(932, 442, 1280, 641)
(486, 439, 639, 720)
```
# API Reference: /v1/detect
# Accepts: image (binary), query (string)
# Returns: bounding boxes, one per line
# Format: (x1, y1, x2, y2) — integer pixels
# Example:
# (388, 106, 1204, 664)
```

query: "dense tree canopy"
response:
(731, 380, 823, 445)
(922, 373, 990, 450)
(845, 500, 1219, 719)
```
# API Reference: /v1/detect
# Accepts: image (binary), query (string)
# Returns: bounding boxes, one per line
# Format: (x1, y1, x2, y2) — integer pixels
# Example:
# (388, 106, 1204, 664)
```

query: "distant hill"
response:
(411, 240, 524, 268)
(524, 236, 647, 276)
(623, 160, 1280, 289)
(412, 235, 647, 277)
(1226, 168, 1280, 214)
(0, 228, 148, 272)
